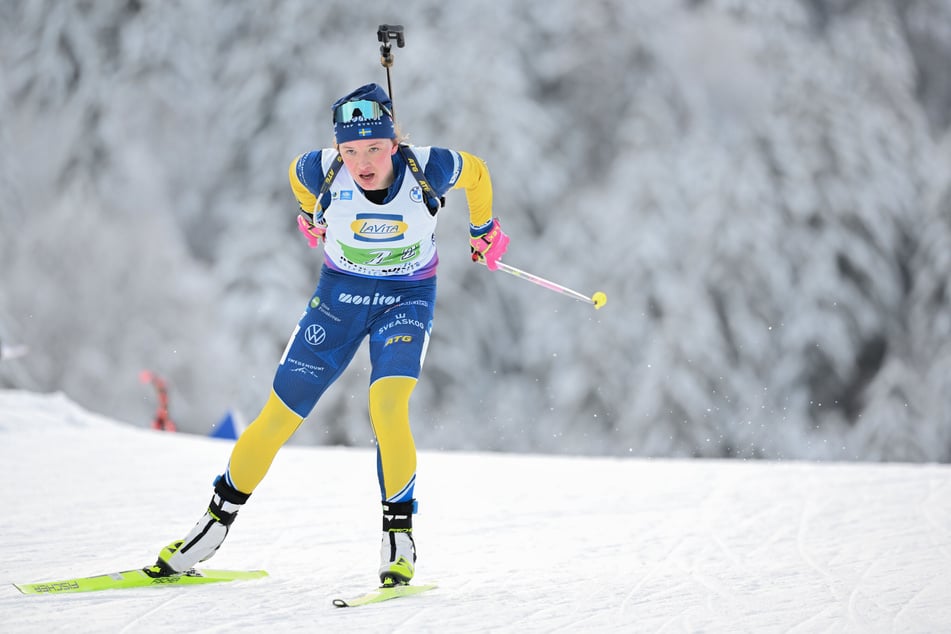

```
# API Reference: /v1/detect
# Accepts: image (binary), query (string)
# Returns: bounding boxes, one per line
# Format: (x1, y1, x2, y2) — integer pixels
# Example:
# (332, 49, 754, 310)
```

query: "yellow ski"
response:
(333, 582, 437, 607)
(14, 568, 268, 595)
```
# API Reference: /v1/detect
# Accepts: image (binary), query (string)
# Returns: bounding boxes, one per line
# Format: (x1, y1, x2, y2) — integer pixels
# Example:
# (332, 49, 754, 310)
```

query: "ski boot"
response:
(146, 476, 250, 577)
(379, 500, 416, 586)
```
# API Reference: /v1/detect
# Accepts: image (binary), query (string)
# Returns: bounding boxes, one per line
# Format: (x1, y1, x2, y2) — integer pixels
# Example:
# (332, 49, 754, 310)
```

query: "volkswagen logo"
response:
(305, 324, 327, 346)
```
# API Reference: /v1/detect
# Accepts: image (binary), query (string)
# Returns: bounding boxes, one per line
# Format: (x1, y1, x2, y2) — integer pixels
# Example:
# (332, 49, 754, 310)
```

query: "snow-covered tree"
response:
(2, 0, 950, 461)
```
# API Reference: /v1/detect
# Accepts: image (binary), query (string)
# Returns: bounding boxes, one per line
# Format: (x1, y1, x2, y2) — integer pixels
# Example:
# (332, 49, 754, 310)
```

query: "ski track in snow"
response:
(1, 390, 950, 633)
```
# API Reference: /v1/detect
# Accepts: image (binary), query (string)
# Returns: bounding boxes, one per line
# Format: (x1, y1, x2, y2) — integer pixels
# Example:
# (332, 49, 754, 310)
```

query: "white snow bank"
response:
(1, 390, 949, 632)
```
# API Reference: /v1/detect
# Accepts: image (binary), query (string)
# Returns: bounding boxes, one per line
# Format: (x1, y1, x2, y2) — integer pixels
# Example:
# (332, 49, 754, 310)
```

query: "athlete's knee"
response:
(228, 391, 302, 493)
(247, 390, 303, 440)
(271, 367, 322, 418)
(368, 377, 417, 420)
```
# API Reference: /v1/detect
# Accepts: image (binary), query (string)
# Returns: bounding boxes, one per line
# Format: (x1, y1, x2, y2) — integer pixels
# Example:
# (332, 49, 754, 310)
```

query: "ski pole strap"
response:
(399, 145, 444, 216)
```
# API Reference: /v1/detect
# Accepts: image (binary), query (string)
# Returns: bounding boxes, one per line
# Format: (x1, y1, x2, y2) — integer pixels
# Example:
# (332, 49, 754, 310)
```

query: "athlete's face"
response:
(337, 138, 399, 191)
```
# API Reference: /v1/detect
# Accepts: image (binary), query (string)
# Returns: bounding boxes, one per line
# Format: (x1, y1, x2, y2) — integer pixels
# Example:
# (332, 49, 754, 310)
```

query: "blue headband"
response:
(332, 83, 396, 143)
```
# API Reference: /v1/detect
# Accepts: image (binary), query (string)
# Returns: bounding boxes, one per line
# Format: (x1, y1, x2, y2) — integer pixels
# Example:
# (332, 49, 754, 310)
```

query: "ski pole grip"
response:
(377, 24, 405, 67)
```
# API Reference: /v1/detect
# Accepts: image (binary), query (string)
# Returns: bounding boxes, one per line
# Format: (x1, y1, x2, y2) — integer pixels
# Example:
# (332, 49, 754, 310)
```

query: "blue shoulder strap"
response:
(300, 147, 443, 220)
(398, 145, 445, 216)
(299, 153, 344, 223)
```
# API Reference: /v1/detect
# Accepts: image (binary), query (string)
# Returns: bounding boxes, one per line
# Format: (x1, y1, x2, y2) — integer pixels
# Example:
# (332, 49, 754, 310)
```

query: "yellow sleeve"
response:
(453, 151, 493, 228)
(288, 155, 317, 215)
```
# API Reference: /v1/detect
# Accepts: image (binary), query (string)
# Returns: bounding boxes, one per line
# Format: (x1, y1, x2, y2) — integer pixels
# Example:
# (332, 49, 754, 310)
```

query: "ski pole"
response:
(377, 24, 405, 117)
(487, 260, 608, 310)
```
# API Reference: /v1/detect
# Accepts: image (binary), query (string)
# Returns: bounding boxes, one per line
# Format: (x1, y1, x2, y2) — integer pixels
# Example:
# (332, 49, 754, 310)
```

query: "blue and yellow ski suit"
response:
(222, 144, 493, 504)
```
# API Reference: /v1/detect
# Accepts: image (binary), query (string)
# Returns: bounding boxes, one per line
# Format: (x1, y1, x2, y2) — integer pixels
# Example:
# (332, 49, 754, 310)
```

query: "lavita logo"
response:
(350, 213, 407, 243)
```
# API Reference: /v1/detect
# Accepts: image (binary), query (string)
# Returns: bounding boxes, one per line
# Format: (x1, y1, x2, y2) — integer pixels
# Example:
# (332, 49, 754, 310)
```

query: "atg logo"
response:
(350, 213, 407, 243)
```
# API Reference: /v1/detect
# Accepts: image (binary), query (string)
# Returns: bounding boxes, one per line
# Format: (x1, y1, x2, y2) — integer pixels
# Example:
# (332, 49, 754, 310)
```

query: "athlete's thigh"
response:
(368, 281, 437, 382)
(273, 269, 372, 416)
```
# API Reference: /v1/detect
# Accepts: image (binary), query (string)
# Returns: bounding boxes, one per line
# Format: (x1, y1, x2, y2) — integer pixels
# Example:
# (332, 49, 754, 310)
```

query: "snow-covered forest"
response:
(2, 0, 951, 461)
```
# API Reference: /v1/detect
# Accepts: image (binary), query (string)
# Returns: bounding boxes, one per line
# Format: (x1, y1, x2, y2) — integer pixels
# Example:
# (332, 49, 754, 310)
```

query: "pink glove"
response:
(470, 218, 509, 271)
(297, 213, 326, 248)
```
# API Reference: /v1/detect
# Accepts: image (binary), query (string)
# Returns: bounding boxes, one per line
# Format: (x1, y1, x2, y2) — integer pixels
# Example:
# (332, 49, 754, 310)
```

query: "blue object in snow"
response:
(210, 409, 245, 440)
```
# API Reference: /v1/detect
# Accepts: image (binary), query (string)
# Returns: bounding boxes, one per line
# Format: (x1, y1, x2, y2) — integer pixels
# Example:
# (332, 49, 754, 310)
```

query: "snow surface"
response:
(2, 390, 950, 633)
